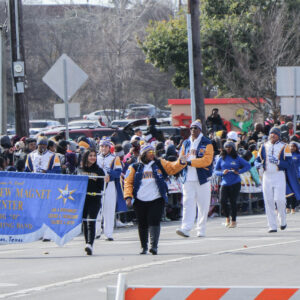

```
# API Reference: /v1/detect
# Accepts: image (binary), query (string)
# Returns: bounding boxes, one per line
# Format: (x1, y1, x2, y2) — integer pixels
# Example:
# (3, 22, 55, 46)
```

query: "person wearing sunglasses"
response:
(124, 144, 187, 255)
(176, 120, 214, 238)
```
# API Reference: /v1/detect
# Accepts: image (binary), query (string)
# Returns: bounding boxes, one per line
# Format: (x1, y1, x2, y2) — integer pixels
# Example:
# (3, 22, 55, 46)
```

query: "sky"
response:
(22, 0, 182, 6)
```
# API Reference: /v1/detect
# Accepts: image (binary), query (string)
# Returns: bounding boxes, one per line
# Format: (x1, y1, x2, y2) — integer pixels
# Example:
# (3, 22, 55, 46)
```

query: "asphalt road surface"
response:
(1, 213, 300, 299)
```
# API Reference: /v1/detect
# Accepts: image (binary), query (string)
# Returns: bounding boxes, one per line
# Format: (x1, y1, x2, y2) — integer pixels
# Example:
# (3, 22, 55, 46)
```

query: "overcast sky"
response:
(22, 0, 182, 6)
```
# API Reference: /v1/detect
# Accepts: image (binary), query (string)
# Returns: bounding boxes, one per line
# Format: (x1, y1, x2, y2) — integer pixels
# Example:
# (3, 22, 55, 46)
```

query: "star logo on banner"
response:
(57, 184, 76, 205)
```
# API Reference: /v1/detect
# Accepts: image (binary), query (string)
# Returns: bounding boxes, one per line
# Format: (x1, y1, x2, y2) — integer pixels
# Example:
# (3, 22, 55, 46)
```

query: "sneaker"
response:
(42, 239, 51, 242)
(116, 220, 126, 228)
(176, 228, 190, 238)
(280, 224, 287, 230)
(225, 218, 230, 227)
(228, 221, 237, 228)
(197, 233, 205, 237)
(105, 237, 114, 241)
(268, 229, 277, 233)
(85, 244, 93, 255)
(149, 248, 157, 255)
(140, 248, 147, 255)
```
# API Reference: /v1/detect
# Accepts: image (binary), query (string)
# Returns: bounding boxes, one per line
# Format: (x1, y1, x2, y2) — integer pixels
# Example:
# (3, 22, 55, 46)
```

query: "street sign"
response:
(277, 66, 300, 129)
(54, 103, 80, 119)
(42, 54, 88, 102)
(42, 54, 88, 139)
(280, 97, 300, 115)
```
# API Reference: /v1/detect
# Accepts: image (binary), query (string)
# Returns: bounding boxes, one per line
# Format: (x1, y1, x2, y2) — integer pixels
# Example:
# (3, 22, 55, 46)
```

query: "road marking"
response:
(1, 238, 300, 299)
(0, 283, 18, 287)
(0, 250, 24, 255)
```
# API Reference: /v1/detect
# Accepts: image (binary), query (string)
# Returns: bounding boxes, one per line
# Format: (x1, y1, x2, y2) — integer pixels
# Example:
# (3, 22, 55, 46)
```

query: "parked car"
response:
(42, 127, 130, 145)
(68, 120, 100, 128)
(29, 120, 61, 136)
(111, 119, 144, 128)
(126, 106, 157, 119)
(83, 109, 126, 126)
(123, 119, 190, 140)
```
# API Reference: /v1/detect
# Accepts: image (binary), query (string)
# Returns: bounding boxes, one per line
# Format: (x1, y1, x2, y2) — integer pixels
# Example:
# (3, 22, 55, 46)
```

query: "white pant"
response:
(262, 171, 286, 230)
(96, 181, 116, 238)
(181, 181, 211, 236)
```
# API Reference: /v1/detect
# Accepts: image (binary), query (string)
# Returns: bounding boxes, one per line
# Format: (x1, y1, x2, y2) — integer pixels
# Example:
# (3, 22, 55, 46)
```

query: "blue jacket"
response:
(291, 152, 300, 179)
(132, 161, 169, 202)
(180, 136, 214, 185)
(214, 155, 251, 186)
(109, 157, 127, 212)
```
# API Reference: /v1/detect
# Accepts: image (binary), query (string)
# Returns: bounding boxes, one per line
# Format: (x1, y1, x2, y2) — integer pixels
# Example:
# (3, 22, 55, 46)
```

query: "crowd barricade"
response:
(209, 171, 265, 217)
(239, 171, 264, 214)
(107, 274, 300, 300)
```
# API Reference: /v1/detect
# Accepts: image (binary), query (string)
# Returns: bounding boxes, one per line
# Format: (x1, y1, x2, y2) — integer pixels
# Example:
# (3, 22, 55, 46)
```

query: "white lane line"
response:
(1, 238, 300, 299)
(0, 250, 24, 255)
(0, 283, 18, 287)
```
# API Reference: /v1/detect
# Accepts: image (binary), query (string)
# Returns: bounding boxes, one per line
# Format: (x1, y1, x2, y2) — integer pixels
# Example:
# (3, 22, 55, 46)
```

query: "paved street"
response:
(1, 213, 300, 299)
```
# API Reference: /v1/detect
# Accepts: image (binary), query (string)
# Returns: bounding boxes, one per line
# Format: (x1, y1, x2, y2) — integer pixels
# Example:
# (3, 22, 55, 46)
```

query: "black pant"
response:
(286, 195, 297, 209)
(134, 198, 164, 249)
(82, 195, 101, 246)
(134, 198, 164, 227)
(220, 182, 241, 222)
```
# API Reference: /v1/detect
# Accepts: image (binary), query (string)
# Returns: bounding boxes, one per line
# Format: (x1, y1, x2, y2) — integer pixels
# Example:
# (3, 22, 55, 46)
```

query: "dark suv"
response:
(42, 127, 130, 144)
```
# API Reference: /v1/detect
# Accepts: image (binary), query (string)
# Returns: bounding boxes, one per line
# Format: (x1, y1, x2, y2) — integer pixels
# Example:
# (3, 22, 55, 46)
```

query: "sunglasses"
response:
(190, 127, 199, 131)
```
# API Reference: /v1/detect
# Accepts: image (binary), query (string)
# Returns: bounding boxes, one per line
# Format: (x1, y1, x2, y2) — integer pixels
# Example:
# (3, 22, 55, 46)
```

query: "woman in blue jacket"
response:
(214, 141, 251, 228)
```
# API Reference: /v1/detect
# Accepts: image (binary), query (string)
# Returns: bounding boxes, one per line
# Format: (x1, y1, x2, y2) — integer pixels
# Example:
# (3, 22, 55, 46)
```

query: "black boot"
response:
(138, 226, 148, 254)
(149, 226, 160, 255)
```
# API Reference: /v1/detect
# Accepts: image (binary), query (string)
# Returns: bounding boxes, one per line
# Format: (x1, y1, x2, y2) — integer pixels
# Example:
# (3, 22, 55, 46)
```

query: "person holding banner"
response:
(124, 144, 186, 255)
(77, 149, 106, 255)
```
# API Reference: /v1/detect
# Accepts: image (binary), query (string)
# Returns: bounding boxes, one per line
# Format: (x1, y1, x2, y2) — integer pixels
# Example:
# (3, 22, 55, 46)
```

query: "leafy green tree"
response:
(139, 0, 300, 118)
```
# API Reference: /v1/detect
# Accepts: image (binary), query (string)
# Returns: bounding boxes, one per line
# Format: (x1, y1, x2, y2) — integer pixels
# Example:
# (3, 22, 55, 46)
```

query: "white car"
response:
(29, 120, 61, 136)
(68, 120, 100, 128)
(83, 109, 125, 126)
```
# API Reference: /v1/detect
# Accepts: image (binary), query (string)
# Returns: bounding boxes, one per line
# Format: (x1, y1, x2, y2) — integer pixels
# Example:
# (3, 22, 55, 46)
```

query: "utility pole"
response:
(8, 0, 29, 137)
(187, 0, 206, 134)
(0, 25, 7, 135)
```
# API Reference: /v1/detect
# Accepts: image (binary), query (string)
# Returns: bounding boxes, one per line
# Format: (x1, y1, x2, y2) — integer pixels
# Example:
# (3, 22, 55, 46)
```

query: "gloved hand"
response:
(269, 157, 279, 165)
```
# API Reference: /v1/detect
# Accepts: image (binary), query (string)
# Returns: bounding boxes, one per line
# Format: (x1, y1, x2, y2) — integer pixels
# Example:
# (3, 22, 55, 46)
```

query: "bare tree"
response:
(215, 4, 300, 121)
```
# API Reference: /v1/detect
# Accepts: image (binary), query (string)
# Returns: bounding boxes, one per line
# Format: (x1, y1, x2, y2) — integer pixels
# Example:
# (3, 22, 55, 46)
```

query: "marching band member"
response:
(97, 137, 126, 241)
(176, 120, 214, 238)
(255, 127, 298, 232)
(124, 144, 186, 255)
(25, 137, 61, 173)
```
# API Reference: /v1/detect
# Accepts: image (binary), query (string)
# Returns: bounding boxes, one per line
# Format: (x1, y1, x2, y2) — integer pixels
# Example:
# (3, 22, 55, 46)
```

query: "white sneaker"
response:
(197, 233, 206, 237)
(85, 244, 93, 255)
(176, 228, 190, 238)
(116, 220, 126, 228)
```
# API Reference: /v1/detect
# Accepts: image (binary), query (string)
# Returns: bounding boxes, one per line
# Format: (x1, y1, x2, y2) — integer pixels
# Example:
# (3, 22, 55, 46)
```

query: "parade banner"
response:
(0, 172, 88, 246)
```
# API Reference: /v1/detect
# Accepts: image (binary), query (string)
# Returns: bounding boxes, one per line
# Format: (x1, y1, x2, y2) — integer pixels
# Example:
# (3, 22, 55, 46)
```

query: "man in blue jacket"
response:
(176, 120, 214, 238)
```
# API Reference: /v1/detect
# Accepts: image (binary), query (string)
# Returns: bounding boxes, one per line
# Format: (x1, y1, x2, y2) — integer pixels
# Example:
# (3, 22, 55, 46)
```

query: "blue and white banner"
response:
(0, 172, 89, 246)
